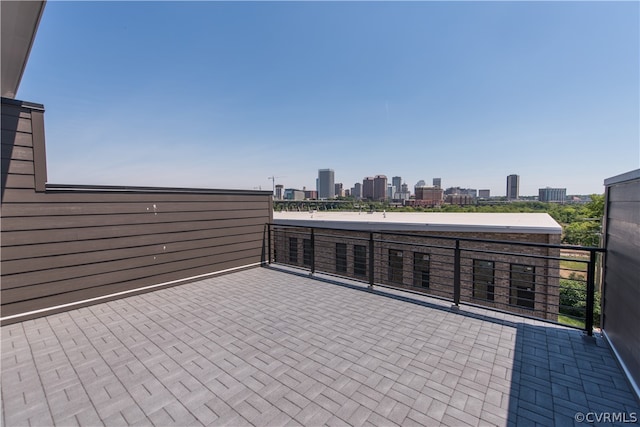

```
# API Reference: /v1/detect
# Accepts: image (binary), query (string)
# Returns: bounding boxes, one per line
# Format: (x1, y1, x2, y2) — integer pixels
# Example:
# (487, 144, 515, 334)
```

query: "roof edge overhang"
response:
(273, 218, 562, 235)
(1, 0, 46, 99)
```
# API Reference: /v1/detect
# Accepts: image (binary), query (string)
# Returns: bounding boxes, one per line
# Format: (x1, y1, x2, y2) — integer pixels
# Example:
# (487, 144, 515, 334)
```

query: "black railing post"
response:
(368, 232, 375, 289)
(585, 249, 597, 336)
(453, 239, 461, 308)
(268, 224, 272, 264)
(310, 228, 315, 275)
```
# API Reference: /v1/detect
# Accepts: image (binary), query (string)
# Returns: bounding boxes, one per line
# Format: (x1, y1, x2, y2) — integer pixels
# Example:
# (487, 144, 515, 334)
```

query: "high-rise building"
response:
(335, 183, 344, 198)
(318, 169, 335, 199)
(275, 184, 284, 200)
(352, 182, 362, 199)
(507, 174, 520, 200)
(374, 175, 388, 201)
(539, 187, 566, 203)
(433, 178, 441, 188)
(479, 189, 491, 198)
(362, 177, 375, 200)
(392, 176, 402, 193)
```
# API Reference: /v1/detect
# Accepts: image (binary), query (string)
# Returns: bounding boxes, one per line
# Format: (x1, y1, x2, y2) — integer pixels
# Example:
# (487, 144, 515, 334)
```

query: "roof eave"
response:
(1, 0, 46, 99)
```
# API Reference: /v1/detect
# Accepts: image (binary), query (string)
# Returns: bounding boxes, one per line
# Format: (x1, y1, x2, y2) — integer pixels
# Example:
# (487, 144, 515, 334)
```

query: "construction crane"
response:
(267, 175, 285, 196)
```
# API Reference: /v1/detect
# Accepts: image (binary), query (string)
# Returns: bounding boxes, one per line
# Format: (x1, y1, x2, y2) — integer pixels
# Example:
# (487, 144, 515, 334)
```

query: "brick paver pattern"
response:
(2, 267, 638, 426)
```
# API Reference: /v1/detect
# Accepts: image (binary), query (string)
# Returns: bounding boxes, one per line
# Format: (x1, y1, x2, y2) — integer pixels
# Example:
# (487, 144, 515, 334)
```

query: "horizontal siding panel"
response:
(2, 240, 263, 291)
(607, 181, 640, 202)
(2, 223, 266, 260)
(5, 159, 34, 175)
(1, 117, 32, 133)
(605, 219, 640, 248)
(1, 256, 260, 319)
(0, 188, 271, 204)
(2, 246, 264, 303)
(0, 107, 31, 120)
(606, 201, 640, 224)
(0, 131, 34, 148)
(1, 143, 34, 161)
(2, 208, 267, 231)
(2, 174, 35, 189)
(1, 216, 267, 246)
(2, 200, 270, 217)
(2, 232, 264, 275)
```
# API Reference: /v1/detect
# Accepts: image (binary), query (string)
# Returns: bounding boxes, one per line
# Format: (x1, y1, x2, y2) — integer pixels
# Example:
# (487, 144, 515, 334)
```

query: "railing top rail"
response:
(268, 223, 606, 253)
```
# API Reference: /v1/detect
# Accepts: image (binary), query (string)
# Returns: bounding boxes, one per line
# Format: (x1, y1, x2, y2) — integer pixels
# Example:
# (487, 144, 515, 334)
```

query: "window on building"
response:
(413, 253, 430, 288)
(473, 260, 495, 301)
(354, 245, 367, 277)
(388, 249, 403, 284)
(510, 264, 535, 309)
(336, 243, 347, 273)
(289, 237, 298, 264)
(303, 239, 312, 267)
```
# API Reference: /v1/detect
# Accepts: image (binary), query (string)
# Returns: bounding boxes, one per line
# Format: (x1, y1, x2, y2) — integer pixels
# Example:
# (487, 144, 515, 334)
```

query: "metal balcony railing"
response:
(266, 223, 605, 335)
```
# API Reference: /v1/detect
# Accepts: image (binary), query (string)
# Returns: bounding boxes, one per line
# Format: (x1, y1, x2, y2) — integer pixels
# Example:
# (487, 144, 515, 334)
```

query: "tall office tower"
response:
(392, 176, 402, 194)
(353, 182, 362, 199)
(335, 183, 344, 198)
(362, 177, 375, 200)
(275, 184, 284, 200)
(387, 184, 394, 200)
(507, 174, 520, 200)
(374, 175, 388, 201)
(539, 187, 567, 203)
(433, 178, 441, 188)
(318, 169, 335, 199)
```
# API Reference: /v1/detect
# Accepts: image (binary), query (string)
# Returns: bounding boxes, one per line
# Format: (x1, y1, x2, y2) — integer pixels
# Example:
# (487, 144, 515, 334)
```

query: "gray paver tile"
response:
(2, 268, 639, 427)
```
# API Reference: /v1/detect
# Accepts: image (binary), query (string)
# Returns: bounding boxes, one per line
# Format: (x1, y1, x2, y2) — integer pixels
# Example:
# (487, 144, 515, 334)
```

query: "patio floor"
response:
(2, 266, 638, 426)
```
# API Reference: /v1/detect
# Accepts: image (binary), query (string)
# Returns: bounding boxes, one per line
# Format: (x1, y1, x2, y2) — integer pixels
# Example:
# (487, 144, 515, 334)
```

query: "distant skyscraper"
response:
(318, 169, 335, 199)
(353, 182, 362, 199)
(539, 187, 566, 203)
(387, 184, 394, 200)
(362, 177, 375, 200)
(507, 174, 520, 200)
(433, 178, 441, 188)
(335, 183, 344, 198)
(374, 175, 388, 201)
(275, 184, 284, 200)
(392, 176, 402, 193)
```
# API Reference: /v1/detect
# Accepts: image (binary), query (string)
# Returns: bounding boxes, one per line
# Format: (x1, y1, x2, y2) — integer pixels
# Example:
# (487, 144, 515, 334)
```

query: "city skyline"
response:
(17, 2, 639, 196)
(277, 170, 588, 199)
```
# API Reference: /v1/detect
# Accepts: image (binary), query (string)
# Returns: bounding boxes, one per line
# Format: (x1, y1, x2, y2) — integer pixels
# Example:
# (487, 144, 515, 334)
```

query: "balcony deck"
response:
(2, 267, 638, 426)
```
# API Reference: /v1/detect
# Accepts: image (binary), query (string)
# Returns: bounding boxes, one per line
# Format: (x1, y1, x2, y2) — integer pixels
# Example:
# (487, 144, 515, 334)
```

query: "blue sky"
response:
(18, 1, 639, 196)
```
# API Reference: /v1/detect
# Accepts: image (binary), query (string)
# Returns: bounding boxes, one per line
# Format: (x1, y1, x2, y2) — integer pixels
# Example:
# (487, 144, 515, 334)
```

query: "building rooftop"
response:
(2, 267, 637, 426)
(274, 211, 562, 234)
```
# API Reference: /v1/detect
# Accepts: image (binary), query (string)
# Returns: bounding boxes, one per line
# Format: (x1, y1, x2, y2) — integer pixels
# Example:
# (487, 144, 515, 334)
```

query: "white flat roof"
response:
(273, 211, 562, 234)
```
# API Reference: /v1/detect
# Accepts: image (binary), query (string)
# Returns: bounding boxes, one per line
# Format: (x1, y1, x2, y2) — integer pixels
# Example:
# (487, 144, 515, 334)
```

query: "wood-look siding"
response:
(1, 98, 273, 323)
(602, 171, 640, 392)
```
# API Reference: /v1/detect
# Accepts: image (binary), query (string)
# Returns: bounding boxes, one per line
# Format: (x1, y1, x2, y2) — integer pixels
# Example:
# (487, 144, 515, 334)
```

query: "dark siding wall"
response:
(1, 98, 273, 323)
(602, 170, 640, 392)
